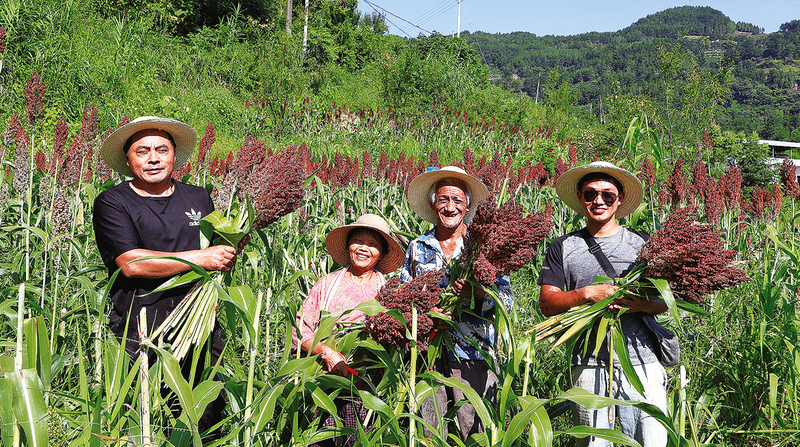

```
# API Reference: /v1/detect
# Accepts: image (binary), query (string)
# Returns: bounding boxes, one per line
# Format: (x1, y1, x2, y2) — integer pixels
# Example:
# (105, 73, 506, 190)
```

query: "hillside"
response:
(464, 7, 800, 141)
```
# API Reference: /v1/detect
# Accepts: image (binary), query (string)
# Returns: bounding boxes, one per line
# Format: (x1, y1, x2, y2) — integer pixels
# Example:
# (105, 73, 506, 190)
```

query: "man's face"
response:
(432, 183, 469, 229)
(125, 129, 175, 186)
(579, 179, 623, 223)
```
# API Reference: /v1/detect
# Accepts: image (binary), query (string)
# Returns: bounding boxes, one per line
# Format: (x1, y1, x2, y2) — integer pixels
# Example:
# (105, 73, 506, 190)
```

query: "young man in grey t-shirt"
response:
(538, 162, 668, 447)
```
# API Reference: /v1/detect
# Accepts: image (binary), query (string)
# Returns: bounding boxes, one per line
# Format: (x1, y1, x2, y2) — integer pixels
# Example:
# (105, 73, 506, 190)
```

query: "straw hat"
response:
(100, 116, 197, 177)
(325, 214, 404, 274)
(555, 161, 643, 219)
(406, 166, 490, 224)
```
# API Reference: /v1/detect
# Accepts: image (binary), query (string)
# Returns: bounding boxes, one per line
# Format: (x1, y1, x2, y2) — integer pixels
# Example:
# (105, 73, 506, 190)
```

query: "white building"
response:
(760, 139, 800, 182)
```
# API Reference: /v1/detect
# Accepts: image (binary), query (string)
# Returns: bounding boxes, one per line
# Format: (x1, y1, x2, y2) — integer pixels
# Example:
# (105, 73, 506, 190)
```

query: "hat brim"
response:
(406, 167, 490, 224)
(555, 162, 643, 219)
(325, 219, 404, 274)
(100, 117, 197, 177)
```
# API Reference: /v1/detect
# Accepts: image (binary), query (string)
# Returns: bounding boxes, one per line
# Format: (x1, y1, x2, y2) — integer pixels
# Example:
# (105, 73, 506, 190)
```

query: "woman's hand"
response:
(320, 345, 350, 377)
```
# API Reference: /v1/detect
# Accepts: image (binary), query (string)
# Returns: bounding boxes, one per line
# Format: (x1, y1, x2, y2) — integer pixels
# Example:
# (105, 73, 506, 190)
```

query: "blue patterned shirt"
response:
(401, 227, 513, 361)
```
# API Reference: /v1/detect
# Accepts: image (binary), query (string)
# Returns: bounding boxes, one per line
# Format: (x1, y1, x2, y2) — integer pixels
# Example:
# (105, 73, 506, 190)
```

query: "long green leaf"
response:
(427, 371, 494, 432)
(7, 369, 48, 447)
(562, 426, 640, 446)
(306, 382, 338, 415)
(146, 344, 198, 424)
(612, 320, 645, 396)
(502, 396, 550, 447)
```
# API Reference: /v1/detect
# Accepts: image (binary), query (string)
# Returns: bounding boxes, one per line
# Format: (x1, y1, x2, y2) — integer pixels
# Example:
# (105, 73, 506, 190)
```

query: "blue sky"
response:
(357, 0, 798, 37)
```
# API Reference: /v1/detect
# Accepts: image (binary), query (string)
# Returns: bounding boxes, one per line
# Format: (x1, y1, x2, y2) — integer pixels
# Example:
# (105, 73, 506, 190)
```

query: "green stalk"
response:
(409, 306, 418, 447)
(139, 308, 152, 447)
(244, 290, 264, 447)
(607, 325, 614, 425)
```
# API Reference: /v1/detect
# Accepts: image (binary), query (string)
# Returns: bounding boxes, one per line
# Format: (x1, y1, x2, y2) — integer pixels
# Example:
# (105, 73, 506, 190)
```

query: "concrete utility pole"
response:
(303, 0, 309, 54)
(286, 0, 293, 34)
(457, 0, 463, 37)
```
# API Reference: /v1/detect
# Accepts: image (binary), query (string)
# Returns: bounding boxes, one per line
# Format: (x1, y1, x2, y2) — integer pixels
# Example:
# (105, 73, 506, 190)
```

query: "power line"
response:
(363, 0, 432, 36)
(415, 0, 456, 27)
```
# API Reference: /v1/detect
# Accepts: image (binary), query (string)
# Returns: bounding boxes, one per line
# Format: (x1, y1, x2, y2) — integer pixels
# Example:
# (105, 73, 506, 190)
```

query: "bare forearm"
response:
(539, 284, 618, 316)
(116, 245, 236, 279)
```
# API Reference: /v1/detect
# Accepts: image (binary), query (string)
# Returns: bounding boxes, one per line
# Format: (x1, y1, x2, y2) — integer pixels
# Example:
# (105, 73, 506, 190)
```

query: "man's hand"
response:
(611, 294, 668, 315)
(116, 245, 237, 279)
(196, 245, 237, 272)
(452, 278, 486, 299)
(581, 284, 619, 304)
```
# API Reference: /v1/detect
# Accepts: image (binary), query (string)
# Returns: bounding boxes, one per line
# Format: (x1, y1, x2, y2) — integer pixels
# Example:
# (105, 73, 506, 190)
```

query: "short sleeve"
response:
(538, 236, 566, 288)
(293, 275, 330, 348)
(93, 191, 141, 271)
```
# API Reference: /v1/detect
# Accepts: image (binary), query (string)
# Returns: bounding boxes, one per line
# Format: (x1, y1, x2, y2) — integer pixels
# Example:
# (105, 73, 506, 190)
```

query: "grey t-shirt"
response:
(539, 226, 659, 366)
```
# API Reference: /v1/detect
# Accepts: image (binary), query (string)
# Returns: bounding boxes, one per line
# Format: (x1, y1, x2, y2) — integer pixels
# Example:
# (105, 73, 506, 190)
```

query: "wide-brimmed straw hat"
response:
(406, 166, 490, 224)
(100, 116, 197, 177)
(325, 213, 404, 274)
(555, 161, 643, 219)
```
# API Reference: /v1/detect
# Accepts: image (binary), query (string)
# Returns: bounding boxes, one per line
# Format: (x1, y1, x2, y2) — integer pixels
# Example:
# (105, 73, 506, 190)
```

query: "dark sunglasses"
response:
(581, 189, 618, 206)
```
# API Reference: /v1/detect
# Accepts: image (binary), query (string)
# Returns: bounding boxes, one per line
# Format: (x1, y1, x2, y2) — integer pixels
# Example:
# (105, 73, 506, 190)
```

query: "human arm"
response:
(539, 283, 620, 316)
(115, 245, 236, 279)
(610, 294, 667, 315)
(300, 340, 350, 377)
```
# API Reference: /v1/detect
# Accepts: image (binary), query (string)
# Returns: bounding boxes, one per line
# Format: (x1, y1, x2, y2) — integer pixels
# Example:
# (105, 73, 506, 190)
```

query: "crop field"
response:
(0, 76, 799, 447)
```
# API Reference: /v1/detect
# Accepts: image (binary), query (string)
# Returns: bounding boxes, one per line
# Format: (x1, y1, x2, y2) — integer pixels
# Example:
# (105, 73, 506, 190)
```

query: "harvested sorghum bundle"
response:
(364, 271, 442, 351)
(462, 197, 554, 287)
(638, 205, 749, 303)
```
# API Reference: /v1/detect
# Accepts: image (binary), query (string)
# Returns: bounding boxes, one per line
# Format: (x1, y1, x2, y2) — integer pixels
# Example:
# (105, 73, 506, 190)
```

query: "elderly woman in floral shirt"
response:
(294, 213, 403, 375)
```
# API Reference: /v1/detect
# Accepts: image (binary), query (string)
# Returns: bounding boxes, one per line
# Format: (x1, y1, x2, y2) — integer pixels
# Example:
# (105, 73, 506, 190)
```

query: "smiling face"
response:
(125, 129, 176, 189)
(432, 183, 469, 230)
(579, 179, 624, 224)
(347, 229, 384, 275)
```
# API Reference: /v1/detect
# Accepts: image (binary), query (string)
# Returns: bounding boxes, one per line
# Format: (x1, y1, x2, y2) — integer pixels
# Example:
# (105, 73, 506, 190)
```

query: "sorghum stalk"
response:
(244, 290, 264, 447)
(409, 306, 418, 447)
(139, 308, 152, 447)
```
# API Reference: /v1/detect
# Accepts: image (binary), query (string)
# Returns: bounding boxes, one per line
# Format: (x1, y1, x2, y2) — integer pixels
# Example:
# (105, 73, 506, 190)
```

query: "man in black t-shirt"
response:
(94, 116, 235, 435)
(538, 162, 668, 447)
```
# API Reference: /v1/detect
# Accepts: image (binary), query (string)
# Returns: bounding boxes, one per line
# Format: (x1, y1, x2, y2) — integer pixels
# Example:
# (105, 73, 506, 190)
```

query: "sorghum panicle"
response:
(638, 206, 749, 302)
(667, 158, 686, 209)
(464, 197, 554, 287)
(365, 271, 443, 351)
(24, 72, 46, 126)
(779, 159, 799, 199)
(197, 122, 215, 166)
(236, 144, 306, 230)
(638, 158, 656, 189)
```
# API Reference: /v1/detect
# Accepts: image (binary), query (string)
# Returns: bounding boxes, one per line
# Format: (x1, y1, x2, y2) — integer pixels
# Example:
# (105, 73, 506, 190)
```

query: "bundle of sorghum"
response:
(639, 206, 749, 302)
(235, 144, 307, 230)
(152, 142, 307, 360)
(441, 197, 553, 316)
(463, 197, 554, 287)
(364, 271, 442, 351)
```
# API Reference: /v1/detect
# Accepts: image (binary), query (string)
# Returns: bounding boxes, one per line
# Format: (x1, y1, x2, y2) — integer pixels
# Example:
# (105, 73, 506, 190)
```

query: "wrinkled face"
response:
(348, 230, 384, 274)
(125, 129, 175, 186)
(579, 179, 623, 223)
(432, 183, 469, 229)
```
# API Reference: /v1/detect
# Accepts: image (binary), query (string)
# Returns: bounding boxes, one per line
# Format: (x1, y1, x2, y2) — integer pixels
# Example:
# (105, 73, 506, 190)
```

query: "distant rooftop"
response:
(759, 140, 800, 149)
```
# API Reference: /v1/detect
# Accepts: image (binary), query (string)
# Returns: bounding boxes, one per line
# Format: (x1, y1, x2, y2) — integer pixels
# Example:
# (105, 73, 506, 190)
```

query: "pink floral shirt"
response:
(294, 269, 385, 347)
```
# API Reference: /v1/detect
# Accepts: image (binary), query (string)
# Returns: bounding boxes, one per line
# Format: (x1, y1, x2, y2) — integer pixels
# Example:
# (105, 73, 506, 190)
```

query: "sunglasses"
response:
(581, 189, 618, 206)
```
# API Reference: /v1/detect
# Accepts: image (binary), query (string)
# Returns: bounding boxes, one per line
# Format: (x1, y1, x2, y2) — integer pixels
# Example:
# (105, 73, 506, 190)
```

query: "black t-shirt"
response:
(93, 180, 214, 354)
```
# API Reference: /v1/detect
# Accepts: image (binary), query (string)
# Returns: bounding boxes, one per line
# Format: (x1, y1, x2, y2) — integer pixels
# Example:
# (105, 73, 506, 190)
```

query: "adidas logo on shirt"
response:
(185, 209, 202, 226)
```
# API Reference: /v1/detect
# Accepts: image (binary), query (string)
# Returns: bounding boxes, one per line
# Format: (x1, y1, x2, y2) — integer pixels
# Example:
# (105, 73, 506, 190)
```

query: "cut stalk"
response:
(139, 308, 151, 447)
(409, 306, 418, 447)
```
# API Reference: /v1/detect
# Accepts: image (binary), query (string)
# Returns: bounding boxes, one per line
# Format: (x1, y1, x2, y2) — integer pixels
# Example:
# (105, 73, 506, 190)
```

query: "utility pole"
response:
(457, 0, 463, 37)
(286, 0, 293, 35)
(302, 0, 309, 55)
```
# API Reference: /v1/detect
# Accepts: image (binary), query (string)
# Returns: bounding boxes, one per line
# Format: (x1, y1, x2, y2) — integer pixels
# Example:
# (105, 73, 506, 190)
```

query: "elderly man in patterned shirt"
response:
(402, 166, 513, 440)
